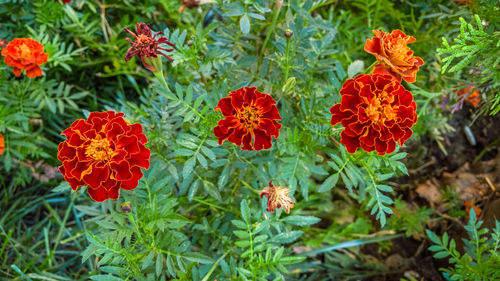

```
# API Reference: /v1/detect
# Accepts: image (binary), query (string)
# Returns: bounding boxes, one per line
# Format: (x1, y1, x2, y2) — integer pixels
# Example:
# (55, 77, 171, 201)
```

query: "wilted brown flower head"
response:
(124, 23, 175, 72)
(260, 181, 294, 213)
(179, 0, 199, 12)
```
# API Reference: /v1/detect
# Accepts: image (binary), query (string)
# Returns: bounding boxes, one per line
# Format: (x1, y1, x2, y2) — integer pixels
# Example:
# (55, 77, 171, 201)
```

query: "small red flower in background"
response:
(330, 74, 417, 155)
(454, 0, 474, 6)
(260, 181, 294, 213)
(464, 199, 481, 220)
(456, 86, 480, 108)
(54, 0, 72, 3)
(1, 38, 49, 78)
(124, 23, 175, 72)
(364, 30, 424, 83)
(213, 87, 281, 151)
(0, 133, 4, 156)
(57, 111, 151, 202)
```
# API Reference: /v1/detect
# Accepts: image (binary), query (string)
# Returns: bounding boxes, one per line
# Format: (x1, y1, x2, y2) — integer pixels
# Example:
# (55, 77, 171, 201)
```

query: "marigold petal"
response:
(87, 184, 120, 202)
(330, 104, 347, 125)
(261, 106, 281, 120)
(110, 160, 133, 181)
(215, 97, 234, 116)
(57, 142, 76, 161)
(241, 132, 253, 150)
(117, 135, 140, 154)
(214, 126, 233, 145)
(375, 139, 388, 155)
(58, 165, 85, 190)
(253, 129, 272, 151)
(228, 126, 247, 146)
(243, 87, 257, 104)
(364, 36, 381, 55)
(83, 164, 110, 190)
(128, 145, 151, 169)
(26, 66, 42, 78)
(217, 116, 239, 134)
(258, 118, 279, 137)
(120, 166, 143, 190)
(107, 119, 128, 141)
(340, 130, 360, 153)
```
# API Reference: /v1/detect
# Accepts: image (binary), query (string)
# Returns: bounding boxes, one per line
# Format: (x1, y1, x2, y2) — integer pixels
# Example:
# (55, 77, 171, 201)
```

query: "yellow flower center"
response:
(85, 138, 116, 162)
(18, 43, 33, 59)
(236, 106, 260, 130)
(387, 39, 410, 65)
(365, 91, 397, 124)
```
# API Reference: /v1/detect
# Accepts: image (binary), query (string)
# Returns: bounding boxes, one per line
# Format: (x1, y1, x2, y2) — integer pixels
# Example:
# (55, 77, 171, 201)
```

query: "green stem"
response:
(240, 180, 261, 194)
(283, 36, 291, 83)
(364, 60, 380, 74)
(257, 8, 281, 72)
(154, 70, 170, 92)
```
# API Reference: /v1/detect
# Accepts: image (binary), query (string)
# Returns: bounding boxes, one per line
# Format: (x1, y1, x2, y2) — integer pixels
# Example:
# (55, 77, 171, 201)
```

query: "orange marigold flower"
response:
(364, 29, 424, 83)
(456, 86, 480, 108)
(0, 133, 4, 156)
(1, 38, 49, 78)
(214, 87, 281, 151)
(330, 74, 417, 155)
(124, 23, 175, 72)
(57, 111, 151, 202)
(260, 181, 294, 213)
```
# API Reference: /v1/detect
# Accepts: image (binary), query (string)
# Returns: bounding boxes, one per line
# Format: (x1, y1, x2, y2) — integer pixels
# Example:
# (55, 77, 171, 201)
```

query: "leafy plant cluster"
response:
(437, 14, 500, 114)
(427, 209, 500, 281)
(1, 0, 499, 280)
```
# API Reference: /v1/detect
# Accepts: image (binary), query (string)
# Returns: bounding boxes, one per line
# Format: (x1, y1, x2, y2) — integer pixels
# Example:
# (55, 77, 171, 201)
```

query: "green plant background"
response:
(0, 0, 498, 280)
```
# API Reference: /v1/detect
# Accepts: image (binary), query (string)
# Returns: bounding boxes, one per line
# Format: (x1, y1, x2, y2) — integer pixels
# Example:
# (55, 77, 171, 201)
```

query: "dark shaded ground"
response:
(365, 105, 500, 281)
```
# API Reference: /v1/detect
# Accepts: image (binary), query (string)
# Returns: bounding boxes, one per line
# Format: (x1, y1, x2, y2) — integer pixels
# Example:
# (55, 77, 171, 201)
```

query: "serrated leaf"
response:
(318, 173, 339, 192)
(182, 157, 196, 179)
(240, 14, 250, 35)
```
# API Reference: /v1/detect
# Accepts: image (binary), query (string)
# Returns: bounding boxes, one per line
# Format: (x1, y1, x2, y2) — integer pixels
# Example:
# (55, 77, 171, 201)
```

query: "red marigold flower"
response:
(0, 133, 4, 156)
(364, 29, 424, 83)
(57, 111, 151, 202)
(124, 23, 175, 72)
(330, 74, 417, 155)
(1, 38, 49, 78)
(260, 181, 294, 213)
(213, 87, 281, 151)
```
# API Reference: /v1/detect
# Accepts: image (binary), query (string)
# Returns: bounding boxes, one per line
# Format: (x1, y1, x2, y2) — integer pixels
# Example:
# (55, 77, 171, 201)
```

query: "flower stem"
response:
(154, 70, 170, 92)
(283, 35, 291, 83)
(257, 8, 281, 71)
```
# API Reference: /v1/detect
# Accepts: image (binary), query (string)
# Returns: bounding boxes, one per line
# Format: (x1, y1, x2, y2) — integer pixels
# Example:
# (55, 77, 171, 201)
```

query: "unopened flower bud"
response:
(284, 29, 293, 39)
(186, 40, 193, 47)
(121, 201, 132, 213)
